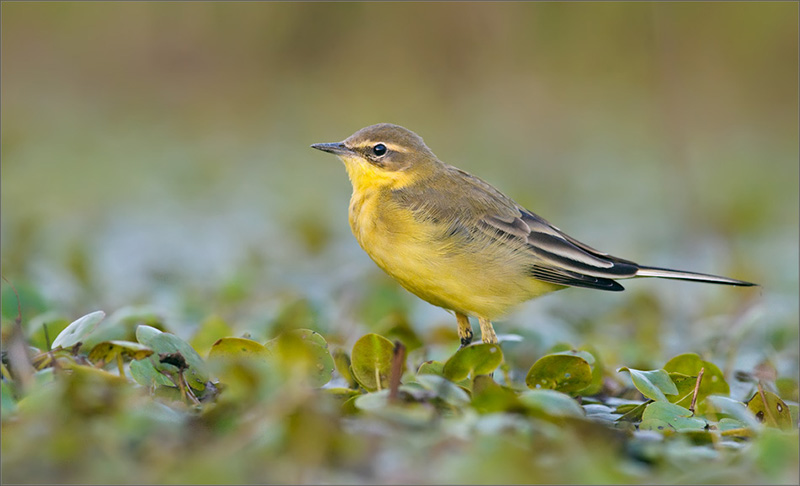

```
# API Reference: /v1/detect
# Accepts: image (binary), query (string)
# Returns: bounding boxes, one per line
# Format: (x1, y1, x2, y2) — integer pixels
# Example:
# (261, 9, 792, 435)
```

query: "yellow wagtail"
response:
(312, 123, 756, 347)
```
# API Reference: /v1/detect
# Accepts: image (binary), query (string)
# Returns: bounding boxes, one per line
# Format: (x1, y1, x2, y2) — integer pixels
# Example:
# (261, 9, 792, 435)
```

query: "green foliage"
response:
(2, 306, 799, 484)
(640, 401, 707, 432)
(519, 389, 586, 418)
(264, 329, 335, 388)
(135, 325, 209, 393)
(442, 343, 503, 382)
(664, 353, 730, 409)
(525, 352, 593, 394)
(350, 333, 396, 392)
(619, 367, 679, 402)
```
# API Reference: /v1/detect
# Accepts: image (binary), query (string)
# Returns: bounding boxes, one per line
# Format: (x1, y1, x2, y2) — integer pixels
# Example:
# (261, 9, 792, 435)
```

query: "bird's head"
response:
(312, 123, 438, 191)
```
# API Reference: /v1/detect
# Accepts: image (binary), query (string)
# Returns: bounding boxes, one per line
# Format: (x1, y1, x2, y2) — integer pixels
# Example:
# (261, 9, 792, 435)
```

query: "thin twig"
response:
(43, 323, 51, 352)
(2, 275, 35, 391)
(689, 367, 705, 414)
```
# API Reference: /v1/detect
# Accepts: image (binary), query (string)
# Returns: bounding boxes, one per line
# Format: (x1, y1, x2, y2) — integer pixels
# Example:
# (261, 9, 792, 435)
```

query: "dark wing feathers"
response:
(528, 265, 625, 291)
(479, 209, 639, 291)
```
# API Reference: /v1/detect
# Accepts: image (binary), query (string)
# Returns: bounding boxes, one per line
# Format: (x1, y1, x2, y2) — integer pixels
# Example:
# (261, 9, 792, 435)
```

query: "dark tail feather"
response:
(635, 265, 757, 287)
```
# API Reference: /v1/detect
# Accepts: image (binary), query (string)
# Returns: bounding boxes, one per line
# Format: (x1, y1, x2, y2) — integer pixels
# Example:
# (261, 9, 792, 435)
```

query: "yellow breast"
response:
(348, 188, 562, 320)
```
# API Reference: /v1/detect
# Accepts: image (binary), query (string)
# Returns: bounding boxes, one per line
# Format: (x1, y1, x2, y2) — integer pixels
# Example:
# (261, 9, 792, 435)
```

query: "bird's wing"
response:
(477, 209, 640, 291)
(392, 165, 639, 291)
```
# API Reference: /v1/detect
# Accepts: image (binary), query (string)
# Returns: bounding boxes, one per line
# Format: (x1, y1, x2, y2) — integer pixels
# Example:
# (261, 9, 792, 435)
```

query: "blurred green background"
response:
(2, 2, 797, 371)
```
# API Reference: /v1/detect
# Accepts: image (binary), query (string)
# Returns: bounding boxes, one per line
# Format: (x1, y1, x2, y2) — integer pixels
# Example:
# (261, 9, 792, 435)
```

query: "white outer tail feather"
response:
(635, 266, 756, 286)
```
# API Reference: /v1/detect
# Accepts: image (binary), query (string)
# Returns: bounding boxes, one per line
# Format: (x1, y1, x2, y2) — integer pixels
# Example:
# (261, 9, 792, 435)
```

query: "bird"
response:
(311, 123, 756, 348)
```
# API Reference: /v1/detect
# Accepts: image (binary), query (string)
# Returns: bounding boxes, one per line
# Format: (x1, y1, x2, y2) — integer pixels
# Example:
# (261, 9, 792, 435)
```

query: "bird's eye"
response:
(372, 143, 387, 156)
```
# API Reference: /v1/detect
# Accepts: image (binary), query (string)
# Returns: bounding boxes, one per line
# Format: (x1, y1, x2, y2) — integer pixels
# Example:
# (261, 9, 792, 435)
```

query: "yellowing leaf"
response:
(747, 389, 793, 430)
(207, 337, 269, 360)
(88, 341, 154, 370)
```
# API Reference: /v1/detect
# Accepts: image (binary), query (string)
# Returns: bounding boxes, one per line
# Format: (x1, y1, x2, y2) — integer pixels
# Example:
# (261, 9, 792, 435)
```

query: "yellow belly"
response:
(348, 190, 563, 319)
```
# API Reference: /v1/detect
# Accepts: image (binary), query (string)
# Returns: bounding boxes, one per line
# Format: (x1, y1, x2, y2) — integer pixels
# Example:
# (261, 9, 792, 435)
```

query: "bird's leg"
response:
(456, 312, 473, 349)
(478, 317, 498, 344)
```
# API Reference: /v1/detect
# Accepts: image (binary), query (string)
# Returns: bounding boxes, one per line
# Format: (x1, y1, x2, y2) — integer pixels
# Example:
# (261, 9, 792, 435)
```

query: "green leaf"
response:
(135, 325, 163, 345)
(190, 315, 234, 357)
(264, 329, 335, 388)
(704, 395, 761, 429)
(472, 374, 521, 414)
(207, 337, 270, 360)
(616, 401, 648, 423)
(417, 360, 445, 377)
(130, 358, 175, 388)
(353, 390, 436, 425)
(641, 401, 707, 431)
(442, 343, 503, 382)
(135, 325, 209, 392)
(663, 353, 729, 408)
(525, 353, 592, 394)
(638, 418, 673, 432)
(747, 389, 793, 430)
(618, 367, 678, 402)
(1, 379, 17, 416)
(332, 349, 358, 389)
(519, 389, 585, 418)
(51, 310, 105, 349)
(414, 374, 471, 407)
(350, 333, 396, 392)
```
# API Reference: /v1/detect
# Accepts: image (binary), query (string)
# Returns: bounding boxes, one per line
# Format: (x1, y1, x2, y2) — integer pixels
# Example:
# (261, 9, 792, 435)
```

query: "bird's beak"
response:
(310, 142, 353, 156)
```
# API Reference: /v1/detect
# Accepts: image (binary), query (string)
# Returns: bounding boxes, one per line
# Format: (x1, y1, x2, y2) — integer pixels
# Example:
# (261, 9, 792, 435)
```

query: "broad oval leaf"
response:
(207, 337, 269, 360)
(519, 389, 585, 418)
(525, 354, 592, 394)
(130, 358, 175, 388)
(190, 315, 233, 357)
(618, 367, 678, 402)
(135, 325, 163, 345)
(350, 333, 396, 392)
(747, 389, 793, 430)
(472, 374, 521, 414)
(414, 374, 471, 407)
(641, 401, 707, 431)
(442, 343, 503, 382)
(51, 311, 106, 349)
(264, 329, 334, 388)
(663, 353, 729, 408)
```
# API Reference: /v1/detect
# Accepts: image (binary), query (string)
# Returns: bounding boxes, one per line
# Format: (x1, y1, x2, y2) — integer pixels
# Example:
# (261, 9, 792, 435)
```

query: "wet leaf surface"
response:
(525, 353, 593, 394)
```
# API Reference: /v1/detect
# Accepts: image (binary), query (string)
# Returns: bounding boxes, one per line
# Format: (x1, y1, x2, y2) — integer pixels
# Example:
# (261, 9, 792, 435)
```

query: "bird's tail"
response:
(635, 265, 757, 287)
